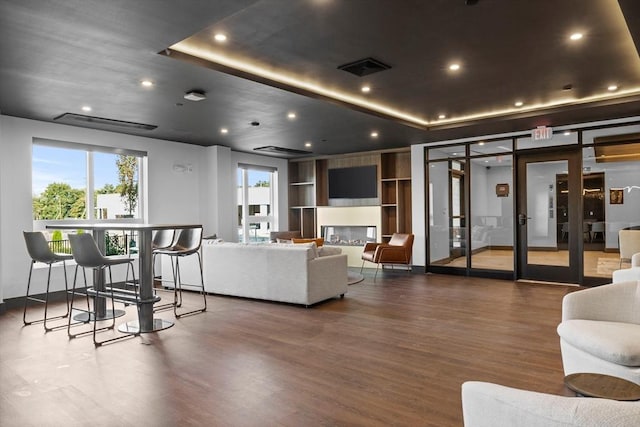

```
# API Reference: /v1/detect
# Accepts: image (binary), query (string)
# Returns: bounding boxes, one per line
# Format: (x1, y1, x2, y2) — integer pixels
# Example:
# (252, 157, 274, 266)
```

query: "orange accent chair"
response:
(360, 233, 414, 279)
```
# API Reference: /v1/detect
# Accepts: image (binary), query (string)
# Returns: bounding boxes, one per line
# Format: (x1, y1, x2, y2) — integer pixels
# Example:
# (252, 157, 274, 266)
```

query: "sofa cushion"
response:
(318, 246, 342, 257)
(558, 319, 640, 366)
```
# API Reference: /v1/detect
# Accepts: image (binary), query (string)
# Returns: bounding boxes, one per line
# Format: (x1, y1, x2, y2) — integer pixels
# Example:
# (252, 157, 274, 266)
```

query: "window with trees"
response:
(237, 165, 277, 243)
(32, 140, 146, 222)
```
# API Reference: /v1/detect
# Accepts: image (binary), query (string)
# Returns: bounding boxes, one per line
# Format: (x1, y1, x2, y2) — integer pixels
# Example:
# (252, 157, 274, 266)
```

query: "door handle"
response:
(518, 213, 528, 226)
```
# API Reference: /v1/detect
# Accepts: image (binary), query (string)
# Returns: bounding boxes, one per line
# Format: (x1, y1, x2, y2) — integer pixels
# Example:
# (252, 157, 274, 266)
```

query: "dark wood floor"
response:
(0, 270, 578, 426)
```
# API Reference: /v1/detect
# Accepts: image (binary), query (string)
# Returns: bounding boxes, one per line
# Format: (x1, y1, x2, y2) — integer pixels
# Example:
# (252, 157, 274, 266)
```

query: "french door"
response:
(516, 148, 582, 284)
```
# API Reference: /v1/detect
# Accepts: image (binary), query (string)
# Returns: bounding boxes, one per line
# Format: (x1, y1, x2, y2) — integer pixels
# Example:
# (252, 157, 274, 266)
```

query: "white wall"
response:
(411, 144, 425, 268)
(0, 115, 286, 302)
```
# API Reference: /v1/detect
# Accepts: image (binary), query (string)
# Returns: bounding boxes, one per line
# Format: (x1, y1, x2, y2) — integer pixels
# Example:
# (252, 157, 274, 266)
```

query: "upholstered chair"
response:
(360, 233, 414, 279)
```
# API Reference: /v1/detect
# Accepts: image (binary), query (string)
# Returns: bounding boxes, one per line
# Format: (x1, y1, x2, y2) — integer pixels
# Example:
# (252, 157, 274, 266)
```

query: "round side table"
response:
(564, 373, 640, 401)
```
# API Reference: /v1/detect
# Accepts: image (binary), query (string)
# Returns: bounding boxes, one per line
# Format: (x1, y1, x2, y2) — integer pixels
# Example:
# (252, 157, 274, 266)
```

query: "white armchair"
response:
(462, 381, 640, 427)
(612, 252, 640, 282)
(556, 281, 640, 385)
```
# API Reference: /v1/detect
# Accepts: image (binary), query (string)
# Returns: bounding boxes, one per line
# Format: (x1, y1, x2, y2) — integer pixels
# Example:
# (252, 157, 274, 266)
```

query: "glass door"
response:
(516, 148, 581, 283)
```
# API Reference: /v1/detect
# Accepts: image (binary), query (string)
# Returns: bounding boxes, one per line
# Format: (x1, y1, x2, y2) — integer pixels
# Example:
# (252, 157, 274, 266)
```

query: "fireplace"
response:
(321, 225, 376, 246)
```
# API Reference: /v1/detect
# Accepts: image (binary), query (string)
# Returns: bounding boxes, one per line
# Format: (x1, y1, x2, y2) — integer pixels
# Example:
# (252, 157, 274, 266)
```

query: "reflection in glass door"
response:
(516, 149, 581, 283)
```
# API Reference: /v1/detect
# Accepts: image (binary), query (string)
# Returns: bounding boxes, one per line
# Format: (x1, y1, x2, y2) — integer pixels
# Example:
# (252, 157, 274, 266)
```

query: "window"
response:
(32, 139, 146, 222)
(237, 165, 277, 243)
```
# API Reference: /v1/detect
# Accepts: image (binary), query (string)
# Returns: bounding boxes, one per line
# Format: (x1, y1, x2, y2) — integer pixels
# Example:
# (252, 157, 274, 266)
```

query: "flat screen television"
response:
(328, 165, 377, 199)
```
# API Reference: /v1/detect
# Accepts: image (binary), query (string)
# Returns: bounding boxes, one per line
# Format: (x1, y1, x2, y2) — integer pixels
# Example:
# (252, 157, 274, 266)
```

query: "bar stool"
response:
(22, 231, 74, 331)
(153, 227, 207, 317)
(68, 233, 141, 346)
(150, 229, 177, 311)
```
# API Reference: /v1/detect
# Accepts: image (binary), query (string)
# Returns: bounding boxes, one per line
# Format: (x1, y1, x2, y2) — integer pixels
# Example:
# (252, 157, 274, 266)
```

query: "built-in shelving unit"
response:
(289, 149, 411, 241)
(288, 160, 318, 238)
(380, 151, 412, 242)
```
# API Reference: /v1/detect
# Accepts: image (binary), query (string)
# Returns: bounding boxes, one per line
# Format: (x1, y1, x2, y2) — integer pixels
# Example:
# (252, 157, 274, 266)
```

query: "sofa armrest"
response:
(462, 381, 640, 427)
(307, 254, 348, 303)
(562, 281, 640, 323)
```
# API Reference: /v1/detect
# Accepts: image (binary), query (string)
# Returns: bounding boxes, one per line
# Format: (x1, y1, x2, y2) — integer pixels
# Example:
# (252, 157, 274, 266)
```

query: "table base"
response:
(73, 309, 126, 322)
(118, 318, 174, 334)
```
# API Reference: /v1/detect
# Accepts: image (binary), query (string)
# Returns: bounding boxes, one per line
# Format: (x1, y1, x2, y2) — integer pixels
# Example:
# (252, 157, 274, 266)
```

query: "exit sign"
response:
(532, 126, 553, 141)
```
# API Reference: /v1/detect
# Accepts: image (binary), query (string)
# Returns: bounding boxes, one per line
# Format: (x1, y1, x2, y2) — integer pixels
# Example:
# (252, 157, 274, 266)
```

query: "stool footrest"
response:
(87, 287, 159, 305)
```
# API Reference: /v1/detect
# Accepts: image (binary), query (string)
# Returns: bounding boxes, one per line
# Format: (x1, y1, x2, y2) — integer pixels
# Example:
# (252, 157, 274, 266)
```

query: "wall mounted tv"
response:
(328, 165, 377, 199)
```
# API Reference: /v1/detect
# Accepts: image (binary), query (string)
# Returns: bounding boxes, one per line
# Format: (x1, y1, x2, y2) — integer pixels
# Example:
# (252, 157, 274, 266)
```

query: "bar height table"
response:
(47, 223, 201, 333)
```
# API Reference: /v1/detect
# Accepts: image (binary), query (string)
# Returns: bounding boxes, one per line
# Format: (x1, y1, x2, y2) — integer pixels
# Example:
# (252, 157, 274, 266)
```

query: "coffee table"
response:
(564, 373, 640, 401)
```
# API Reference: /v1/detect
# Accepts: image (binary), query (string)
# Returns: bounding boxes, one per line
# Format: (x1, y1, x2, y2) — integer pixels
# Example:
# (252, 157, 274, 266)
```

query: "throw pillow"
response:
(291, 237, 324, 247)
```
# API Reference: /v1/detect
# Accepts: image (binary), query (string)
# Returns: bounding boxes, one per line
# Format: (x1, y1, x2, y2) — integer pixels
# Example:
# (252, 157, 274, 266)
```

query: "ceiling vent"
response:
(337, 57, 391, 77)
(54, 113, 157, 131)
(254, 146, 312, 157)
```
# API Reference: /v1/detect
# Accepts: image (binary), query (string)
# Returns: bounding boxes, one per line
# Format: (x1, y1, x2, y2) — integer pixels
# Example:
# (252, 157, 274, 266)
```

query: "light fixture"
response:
(141, 80, 154, 87)
(478, 141, 485, 146)
(370, 131, 379, 138)
(287, 112, 296, 119)
(438, 114, 446, 120)
(564, 131, 571, 136)
(184, 90, 206, 101)
(608, 84, 619, 91)
(449, 63, 461, 71)
(570, 32, 583, 41)
(361, 85, 371, 93)
(81, 105, 92, 112)
(214, 33, 227, 42)
(304, 142, 312, 148)
(220, 128, 228, 134)
(514, 101, 524, 107)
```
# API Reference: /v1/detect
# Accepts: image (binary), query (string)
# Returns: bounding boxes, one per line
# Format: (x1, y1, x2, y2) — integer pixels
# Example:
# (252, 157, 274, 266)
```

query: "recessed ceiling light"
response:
(608, 84, 619, 91)
(570, 32, 583, 41)
(438, 114, 446, 120)
(304, 142, 312, 148)
(141, 80, 154, 87)
(287, 112, 296, 119)
(361, 85, 371, 93)
(81, 105, 92, 112)
(514, 101, 524, 107)
(449, 63, 461, 71)
(370, 131, 379, 138)
(220, 128, 228, 134)
(214, 33, 227, 42)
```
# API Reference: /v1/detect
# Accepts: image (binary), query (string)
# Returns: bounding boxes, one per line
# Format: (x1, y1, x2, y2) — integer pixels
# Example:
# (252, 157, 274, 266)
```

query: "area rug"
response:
(347, 270, 364, 285)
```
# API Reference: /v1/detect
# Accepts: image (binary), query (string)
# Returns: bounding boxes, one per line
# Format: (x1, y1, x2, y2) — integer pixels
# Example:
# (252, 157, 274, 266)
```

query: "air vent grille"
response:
(337, 57, 391, 77)
(54, 113, 157, 131)
(254, 146, 312, 157)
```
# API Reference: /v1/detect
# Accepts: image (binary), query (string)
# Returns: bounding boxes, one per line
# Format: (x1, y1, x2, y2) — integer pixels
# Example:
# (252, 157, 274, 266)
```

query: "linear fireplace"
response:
(321, 225, 376, 246)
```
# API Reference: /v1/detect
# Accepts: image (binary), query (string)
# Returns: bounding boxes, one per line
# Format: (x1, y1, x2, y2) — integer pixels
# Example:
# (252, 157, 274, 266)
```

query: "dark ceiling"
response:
(1, 0, 640, 158)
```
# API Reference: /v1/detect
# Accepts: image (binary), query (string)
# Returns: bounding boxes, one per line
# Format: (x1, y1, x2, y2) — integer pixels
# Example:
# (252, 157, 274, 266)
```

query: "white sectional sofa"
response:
(161, 242, 348, 306)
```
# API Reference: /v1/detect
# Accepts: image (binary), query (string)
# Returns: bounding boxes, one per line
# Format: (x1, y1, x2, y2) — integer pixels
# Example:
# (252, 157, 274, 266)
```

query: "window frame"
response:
(32, 138, 147, 227)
